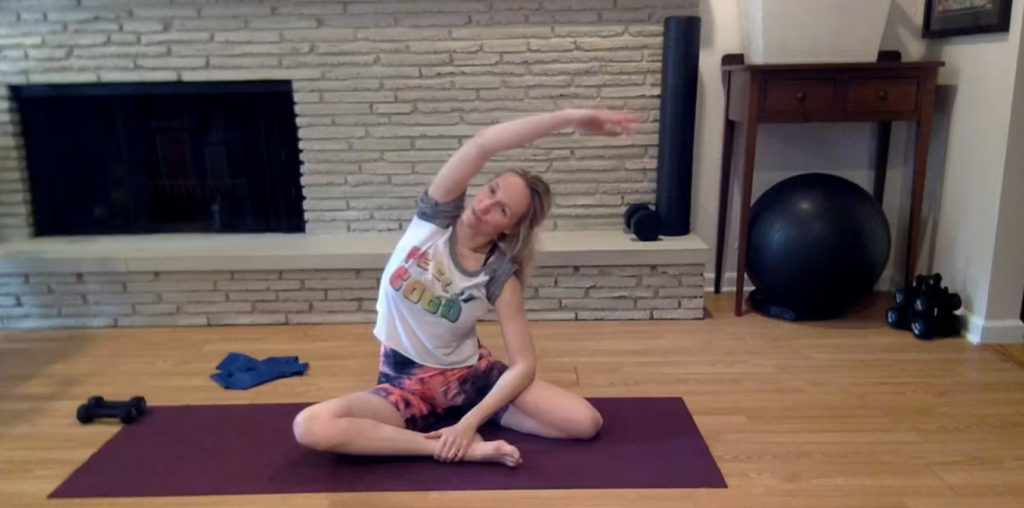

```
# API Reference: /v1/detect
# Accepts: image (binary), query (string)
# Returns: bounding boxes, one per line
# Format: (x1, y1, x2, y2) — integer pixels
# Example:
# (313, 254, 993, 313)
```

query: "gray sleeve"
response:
(416, 190, 465, 229)
(484, 259, 519, 305)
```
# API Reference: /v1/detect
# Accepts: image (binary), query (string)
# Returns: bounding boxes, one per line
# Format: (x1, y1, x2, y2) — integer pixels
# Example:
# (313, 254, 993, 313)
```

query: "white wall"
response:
(978, 13, 1024, 340)
(923, 0, 1024, 342)
(700, 0, 928, 291)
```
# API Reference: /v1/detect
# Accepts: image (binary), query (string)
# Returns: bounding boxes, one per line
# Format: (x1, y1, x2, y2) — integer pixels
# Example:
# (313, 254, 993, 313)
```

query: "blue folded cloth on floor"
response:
(210, 352, 309, 390)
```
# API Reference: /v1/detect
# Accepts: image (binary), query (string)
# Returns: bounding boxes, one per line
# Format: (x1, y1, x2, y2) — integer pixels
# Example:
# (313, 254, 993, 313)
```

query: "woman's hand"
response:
(424, 421, 478, 463)
(573, 108, 641, 137)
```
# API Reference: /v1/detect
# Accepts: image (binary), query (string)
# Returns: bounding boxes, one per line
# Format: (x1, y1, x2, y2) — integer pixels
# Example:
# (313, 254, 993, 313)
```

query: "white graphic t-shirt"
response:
(373, 192, 518, 368)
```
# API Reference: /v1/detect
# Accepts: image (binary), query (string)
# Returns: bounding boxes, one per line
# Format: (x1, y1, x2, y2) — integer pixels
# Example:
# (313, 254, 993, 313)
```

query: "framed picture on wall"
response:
(923, 0, 1015, 38)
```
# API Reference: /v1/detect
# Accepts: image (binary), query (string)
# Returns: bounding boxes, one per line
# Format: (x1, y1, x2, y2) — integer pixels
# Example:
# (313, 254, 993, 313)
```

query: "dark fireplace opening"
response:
(12, 81, 304, 236)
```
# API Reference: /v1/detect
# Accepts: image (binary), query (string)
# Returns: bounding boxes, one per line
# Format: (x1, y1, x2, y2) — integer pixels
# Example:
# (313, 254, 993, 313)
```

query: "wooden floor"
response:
(2, 294, 1024, 508)
(987, 344, 1024, 371)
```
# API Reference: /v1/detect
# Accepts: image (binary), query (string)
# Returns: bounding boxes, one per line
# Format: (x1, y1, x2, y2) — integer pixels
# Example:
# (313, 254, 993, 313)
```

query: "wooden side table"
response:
(713, 53, 944, 316)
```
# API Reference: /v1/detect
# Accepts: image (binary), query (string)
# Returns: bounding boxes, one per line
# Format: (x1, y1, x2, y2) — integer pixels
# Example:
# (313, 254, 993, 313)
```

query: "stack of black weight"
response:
(887, 274, 963, 340)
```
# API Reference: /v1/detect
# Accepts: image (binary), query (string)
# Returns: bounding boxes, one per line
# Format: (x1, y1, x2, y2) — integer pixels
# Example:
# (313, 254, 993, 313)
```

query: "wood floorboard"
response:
(1, 294, 1023, 507)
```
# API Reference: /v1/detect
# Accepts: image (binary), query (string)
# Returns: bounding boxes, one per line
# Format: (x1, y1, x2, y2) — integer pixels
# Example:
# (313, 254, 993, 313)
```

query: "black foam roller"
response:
(655, 16, 701, 237)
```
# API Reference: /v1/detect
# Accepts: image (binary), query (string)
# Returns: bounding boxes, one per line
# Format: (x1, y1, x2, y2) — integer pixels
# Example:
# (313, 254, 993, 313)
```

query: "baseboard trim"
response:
(703, 272, 753, 293)
(962, 313, 1024, 345)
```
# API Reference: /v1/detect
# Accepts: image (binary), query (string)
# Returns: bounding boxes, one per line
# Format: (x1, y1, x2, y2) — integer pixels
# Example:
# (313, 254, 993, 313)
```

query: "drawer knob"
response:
(795, 92, 806, 102)
(878, 91, 888, 101)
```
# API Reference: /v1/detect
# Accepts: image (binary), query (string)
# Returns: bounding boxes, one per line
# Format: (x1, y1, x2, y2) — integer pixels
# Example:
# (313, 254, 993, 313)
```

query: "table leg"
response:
(873, 122, 892, 203)
(734, 79, 762, 316)
(714, 119, 736, 294)
(906, 72, 938, 288)
(714, 73, 735, 294)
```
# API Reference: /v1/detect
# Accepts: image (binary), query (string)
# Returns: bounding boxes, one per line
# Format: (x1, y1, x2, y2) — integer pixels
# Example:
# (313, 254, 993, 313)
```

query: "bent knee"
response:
(581, 407, 604, 439)
(293, 405, 352, 451)
(569, 406, 603, 440)
(292, 407, 321, 449)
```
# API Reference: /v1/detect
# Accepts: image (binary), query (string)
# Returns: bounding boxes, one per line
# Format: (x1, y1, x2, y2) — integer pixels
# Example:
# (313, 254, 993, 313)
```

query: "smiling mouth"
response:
(471, 209, 482, 221)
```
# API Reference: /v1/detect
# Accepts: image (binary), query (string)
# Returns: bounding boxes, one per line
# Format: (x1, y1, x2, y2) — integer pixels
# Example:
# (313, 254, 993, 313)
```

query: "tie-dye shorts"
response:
(369, 343, 510, 432)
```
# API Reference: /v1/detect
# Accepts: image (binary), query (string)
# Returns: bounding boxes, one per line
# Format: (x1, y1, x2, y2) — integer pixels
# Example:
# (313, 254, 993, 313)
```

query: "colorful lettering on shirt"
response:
(433, 263, 452, 293)
(389, 266, 410, 291)
(392, 246, 463, 324)
(421, 291, 442, 313)
(403, 279, 425, 302)
(404, 246, 433, 270)
(404, 246, 422, 263)
(440, 294, 462, 322)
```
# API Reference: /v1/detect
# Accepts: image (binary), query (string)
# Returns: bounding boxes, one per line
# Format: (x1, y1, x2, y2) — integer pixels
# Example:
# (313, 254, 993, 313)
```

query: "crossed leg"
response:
(292, 392, 522, 467)
(499, 377, 603, 439)
(293, 378, 601, 467)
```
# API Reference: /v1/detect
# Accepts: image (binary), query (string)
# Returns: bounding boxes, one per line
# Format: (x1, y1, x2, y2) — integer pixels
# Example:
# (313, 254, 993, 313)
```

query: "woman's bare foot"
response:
(464, 439, 522, 467)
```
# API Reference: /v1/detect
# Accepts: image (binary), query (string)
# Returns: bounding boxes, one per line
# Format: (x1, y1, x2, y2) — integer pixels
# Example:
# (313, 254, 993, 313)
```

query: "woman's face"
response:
(462, 172, 531, 239)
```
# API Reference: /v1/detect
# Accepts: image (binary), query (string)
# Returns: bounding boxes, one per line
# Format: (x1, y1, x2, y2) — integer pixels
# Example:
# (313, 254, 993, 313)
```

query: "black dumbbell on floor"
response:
(886, 306, 909, 330)
(76, 396, 148, 424)
(887, 272, 963, 340)
(910, 313, 961, 341)
(624, 203, 662, 242)
(889, 273, 949, 330)
(913, 290, 963, 316)
(894, 274, 941, 307)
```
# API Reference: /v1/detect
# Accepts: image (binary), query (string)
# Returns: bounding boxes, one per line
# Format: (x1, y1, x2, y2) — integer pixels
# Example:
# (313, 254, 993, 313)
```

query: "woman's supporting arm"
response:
(460, 276, 537, 430)
(423, 276, 537, 463)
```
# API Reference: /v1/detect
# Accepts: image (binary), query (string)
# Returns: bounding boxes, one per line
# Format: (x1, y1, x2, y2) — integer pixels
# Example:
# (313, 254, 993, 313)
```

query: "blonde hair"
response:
(496, 169, 552, 285)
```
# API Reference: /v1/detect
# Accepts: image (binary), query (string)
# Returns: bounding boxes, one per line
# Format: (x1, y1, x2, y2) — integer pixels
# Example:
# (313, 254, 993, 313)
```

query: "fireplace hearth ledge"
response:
(0, 232, 709, 274)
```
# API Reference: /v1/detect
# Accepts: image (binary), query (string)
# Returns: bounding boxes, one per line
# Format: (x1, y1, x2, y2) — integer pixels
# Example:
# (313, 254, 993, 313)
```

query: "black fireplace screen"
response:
(12, 81, 304, 236)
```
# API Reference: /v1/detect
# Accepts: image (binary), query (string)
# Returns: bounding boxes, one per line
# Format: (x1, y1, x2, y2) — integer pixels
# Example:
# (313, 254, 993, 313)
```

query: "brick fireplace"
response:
(0, 0, 708, 329)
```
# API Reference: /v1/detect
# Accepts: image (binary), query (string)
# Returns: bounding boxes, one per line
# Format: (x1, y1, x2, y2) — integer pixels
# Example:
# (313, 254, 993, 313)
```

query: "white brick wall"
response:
(0, 0, 700, 237)
(0, 85, 28, 241)
(0, 264, 704, 328)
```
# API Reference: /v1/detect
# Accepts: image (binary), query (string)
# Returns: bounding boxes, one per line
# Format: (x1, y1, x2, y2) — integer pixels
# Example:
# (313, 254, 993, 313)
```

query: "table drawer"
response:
(761, 79, 836, 120)
(846, 79, 918, 113)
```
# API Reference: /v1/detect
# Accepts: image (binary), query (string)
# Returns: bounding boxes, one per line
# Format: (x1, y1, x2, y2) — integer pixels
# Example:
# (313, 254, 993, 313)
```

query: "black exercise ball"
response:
(746, 173, 891, 320)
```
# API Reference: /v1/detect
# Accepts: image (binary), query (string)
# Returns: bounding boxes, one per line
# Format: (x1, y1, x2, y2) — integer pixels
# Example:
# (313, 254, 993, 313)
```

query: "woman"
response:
(293, 107, 640, 467)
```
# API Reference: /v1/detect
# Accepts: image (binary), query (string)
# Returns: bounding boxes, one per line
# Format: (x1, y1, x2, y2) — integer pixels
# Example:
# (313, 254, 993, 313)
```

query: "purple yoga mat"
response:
(50, 398, 726, 498)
